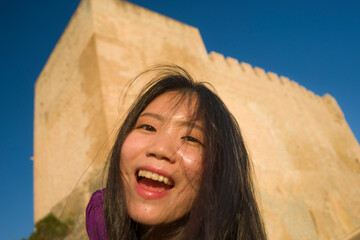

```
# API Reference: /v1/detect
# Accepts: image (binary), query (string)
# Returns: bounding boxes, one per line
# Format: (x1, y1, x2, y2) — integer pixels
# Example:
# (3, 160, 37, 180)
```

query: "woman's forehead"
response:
(144, 91, 198, 116)
(138, 91, 203, 127)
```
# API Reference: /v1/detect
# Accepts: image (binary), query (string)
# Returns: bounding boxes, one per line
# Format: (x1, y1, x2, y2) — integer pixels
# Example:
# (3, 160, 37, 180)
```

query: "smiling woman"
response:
(121, 91, 204, 227)
(86, 65, 267, 240)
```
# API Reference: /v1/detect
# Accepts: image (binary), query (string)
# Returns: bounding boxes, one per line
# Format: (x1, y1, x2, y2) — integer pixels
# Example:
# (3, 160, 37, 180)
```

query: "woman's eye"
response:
(182, 136, 203, 145)
(137, 124, 156, 132)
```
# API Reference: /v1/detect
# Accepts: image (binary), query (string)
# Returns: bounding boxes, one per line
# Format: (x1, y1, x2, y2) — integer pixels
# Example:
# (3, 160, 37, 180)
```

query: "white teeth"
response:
(145, 171, 152, 178)
(138, 170, 173, 186)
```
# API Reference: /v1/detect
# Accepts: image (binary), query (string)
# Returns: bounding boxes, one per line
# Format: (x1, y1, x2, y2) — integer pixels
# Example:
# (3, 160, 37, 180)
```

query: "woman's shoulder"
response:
(88, 189, 105, 206)
(86, 189, 105, 217)
(86, 188, 107, 240)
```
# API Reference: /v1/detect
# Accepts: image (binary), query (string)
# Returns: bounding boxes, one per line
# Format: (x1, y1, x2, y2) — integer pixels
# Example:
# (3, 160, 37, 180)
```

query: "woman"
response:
(86, 65, 267, 240)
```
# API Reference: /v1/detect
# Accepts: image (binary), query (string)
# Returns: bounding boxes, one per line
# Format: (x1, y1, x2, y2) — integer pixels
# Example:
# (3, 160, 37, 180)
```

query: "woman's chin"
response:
(132, 215, 166, 226)
(127, 205, 169, 226)
(125, 190, 191, 226)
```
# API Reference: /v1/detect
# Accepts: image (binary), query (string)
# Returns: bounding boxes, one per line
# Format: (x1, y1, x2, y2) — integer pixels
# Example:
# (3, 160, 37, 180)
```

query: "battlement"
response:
(207, 50, 326, 105)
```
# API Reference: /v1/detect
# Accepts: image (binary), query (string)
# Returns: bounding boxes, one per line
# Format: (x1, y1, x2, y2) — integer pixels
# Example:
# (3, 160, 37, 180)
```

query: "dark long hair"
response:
(104, 65, 267, 240)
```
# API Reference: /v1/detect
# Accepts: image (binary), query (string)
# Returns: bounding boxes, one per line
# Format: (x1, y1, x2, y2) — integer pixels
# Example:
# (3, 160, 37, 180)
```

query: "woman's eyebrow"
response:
(139, 112, 204, 131)
(178, 120, 204, 132)
(139, 112, 164, 121)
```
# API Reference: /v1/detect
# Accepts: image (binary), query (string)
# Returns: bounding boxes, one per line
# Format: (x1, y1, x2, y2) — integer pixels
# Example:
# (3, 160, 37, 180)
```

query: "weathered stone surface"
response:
(34, 0, 360, 239)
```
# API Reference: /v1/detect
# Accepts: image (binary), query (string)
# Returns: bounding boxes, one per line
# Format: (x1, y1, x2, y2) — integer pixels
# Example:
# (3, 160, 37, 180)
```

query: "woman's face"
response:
(120, 91, 204, 226)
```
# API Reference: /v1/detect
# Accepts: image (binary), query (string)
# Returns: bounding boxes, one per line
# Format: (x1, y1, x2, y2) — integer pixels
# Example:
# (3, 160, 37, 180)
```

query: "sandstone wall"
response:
(34, 0, 360, 239)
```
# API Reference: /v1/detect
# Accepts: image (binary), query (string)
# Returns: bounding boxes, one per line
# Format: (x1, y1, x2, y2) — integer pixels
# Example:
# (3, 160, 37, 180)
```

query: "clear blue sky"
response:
(0, 0, 359, 239)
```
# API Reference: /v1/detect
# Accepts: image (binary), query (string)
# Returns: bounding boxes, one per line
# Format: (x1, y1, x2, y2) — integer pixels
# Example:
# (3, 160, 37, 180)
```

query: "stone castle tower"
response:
(34, 0, 360, 239)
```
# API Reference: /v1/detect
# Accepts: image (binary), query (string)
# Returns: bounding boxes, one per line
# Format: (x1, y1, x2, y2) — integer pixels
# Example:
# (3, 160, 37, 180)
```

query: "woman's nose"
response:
(146, 131, 178, 163)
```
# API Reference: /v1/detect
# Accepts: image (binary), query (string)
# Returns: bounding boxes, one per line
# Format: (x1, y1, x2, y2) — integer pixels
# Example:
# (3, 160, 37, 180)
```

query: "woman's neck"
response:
(138, 217, 187, 240)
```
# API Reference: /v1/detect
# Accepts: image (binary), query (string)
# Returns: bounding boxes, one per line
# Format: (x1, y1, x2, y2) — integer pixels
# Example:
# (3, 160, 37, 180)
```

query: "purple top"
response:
(86, 189, 107, 240)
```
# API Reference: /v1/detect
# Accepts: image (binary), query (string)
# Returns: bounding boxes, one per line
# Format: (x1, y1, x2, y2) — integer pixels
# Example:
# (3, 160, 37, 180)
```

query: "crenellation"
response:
(289, 80, 301, 93)
(306, 88, 320, 101)
(240, 61, 254, 74)
(307, 90, 316, 99)
(287, 79, 322, 101)
(279, 76, 290, 85)
(254, 66, 268, 80)
(224, 56, 246, 79)
(322, 94, 345, 120)
(209, 51, 226, 65)
(225, 56, 239, 68)
(267, 71, 280, 82)
(299, 85, 308, 96)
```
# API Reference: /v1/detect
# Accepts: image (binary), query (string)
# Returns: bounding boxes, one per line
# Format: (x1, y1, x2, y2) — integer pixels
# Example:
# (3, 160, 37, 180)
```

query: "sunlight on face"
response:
(120, 91, 204, 225)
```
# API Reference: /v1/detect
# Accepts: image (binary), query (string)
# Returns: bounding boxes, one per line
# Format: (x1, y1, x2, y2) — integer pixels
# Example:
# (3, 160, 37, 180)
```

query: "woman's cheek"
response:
(122, 132, 148, 156)
(178, 147, 204, 183)
(120, 132, 143, 174)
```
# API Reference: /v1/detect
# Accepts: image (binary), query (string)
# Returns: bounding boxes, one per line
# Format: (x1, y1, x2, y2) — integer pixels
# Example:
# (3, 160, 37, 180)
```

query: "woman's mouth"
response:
(135, 169, 174, 199)
(137, 169, 174, 187)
